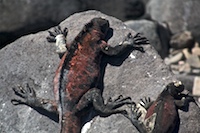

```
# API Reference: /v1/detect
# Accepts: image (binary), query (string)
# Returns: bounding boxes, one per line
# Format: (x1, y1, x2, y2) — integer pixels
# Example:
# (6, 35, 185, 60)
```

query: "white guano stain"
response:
(81, 120, 93, 133)
(129, 53, 136, 59)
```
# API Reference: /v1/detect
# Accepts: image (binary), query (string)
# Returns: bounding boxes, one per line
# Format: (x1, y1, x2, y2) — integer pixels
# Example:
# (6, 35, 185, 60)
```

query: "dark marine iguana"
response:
(11, 17, 148, 133)
(125, 81, 195, 133)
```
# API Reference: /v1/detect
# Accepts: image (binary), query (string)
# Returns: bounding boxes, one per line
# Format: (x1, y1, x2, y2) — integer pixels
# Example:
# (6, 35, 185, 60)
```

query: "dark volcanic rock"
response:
(147, 0, 200, 43)
(0, 11, 199, 133)
(0, 0, 145, 48)
(0, 0, 144, 32)
(81, 0, 145, 20)
(0, 0, 81, 48)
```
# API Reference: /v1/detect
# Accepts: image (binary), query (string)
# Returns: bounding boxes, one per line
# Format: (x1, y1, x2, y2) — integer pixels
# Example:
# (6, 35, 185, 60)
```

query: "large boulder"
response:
(147, 0, 200, 43)
(82, 0, 145, 20)
(0, 0, 80, 32)
(0, 10, 199, 133)
(0, 0, 81, 48)
(0, 0, 145, 48)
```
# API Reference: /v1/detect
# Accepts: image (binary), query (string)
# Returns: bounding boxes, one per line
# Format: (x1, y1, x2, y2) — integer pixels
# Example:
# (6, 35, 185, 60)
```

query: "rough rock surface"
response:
(0, 11, 199, 133)
(124, 20, 170, 58)
(147, 0, 200, 43)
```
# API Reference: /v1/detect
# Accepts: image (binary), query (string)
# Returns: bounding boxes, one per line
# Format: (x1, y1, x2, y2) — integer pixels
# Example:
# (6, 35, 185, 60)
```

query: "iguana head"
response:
(167, 81, 184, 96)
(92, 17, 110, 34)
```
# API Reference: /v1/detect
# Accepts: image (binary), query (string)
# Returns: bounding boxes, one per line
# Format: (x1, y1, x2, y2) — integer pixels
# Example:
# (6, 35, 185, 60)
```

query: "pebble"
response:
(164, 52, 183, 65)
(187, 55, 200, 68)
(182, 48, 191, 59)
(178, 62, 191, 74)
(192, 69, 200, 74)
(192, 46, 200, 56)
(170, 31, 194, 49)
(193, 76, 200, 95)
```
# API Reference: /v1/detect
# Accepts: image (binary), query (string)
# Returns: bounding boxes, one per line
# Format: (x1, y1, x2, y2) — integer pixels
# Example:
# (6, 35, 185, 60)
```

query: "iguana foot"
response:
(126, 103, 148, 133)
(133, 33, 149, 45)
(97, 95, 134, 116)
(46, 26, 68, 42)
(47, 26, 68, 55)
(120, 33, 149, 53)
(129, 103, 142, 121)
(106, 95, 132, 110)
(120, 33, 149, 46)
(12, 84, 58, 113)
(74, 89, 133, 116)
(139, 97, 152, 110)
(11, 84, 37, 106)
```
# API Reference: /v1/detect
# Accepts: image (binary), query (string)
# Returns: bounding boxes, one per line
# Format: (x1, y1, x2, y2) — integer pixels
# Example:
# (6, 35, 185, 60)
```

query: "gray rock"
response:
(170, 31, 195, 49)
(192, 69, 200, 75)
(80, 0, 145, 21)
(147, 0, 200, 43)
(0, 10, 199, 133)
(0, 0, 145, 47)
(0, 0, 81, 47)
(0, 0, 79, 32)
(164, 52, 184, 65)
(178, 62, 191, 74)
(142, 0, 150, 5)
(124, 20, 170, 58)
(193, 76, 200, 95)
(192, 43, 200, 56)
(176, 75, 195, 92)
(187, 55, 200, 68)
(0, 0, 145, 32)
(182, 48, 192, 59)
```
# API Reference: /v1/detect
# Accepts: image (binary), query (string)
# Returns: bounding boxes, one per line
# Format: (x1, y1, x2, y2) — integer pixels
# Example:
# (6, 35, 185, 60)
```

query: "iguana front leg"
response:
(11, 84, 58, 114)
(139, 97, 153, 110)
(74, 88, 133, 116)
(47, 26, 70, 58)
(101, 33, 149, 56)
(174, 93, 195, 111)
(125, 103, 147, 133)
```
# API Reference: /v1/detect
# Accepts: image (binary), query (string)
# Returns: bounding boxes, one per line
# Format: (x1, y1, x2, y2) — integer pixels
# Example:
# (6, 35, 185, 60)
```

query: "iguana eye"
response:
(128, 33, 132, 38)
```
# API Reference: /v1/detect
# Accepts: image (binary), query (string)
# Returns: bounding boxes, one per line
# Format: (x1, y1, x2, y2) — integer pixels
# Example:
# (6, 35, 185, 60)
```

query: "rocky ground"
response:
(0, 10, 200, 133)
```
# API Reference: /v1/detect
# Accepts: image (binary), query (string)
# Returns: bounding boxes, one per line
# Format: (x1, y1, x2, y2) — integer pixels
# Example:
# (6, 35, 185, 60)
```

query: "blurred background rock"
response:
(0, 0, 145, 48)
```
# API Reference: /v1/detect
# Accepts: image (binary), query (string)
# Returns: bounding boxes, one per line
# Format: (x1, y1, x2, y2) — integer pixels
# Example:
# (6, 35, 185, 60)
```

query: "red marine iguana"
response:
(125, 81, 195, 133)
(11, 17, 148, 133)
